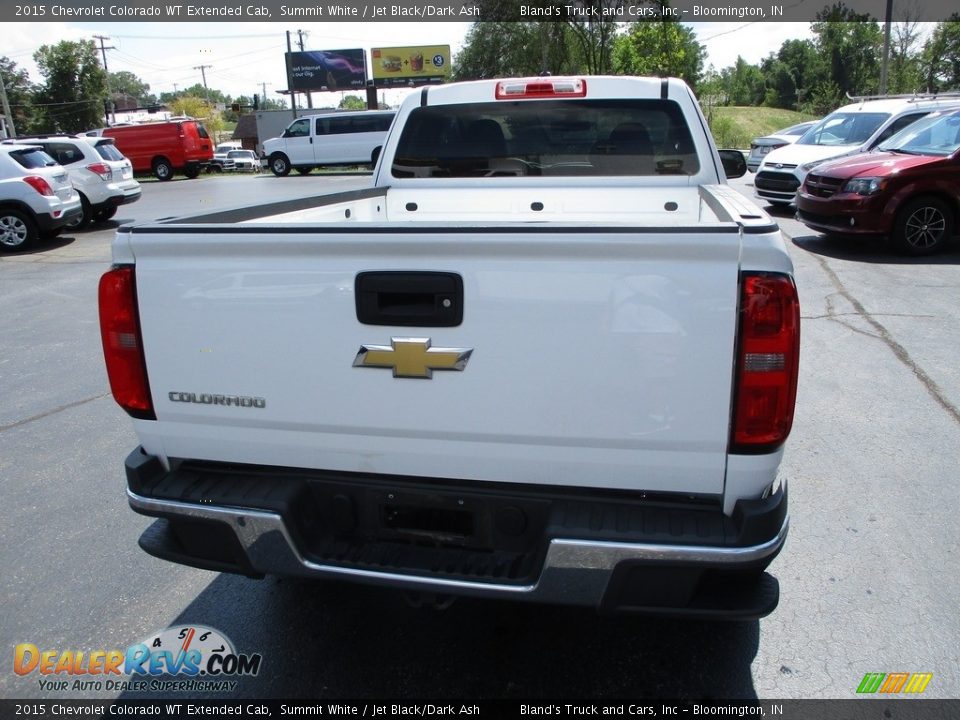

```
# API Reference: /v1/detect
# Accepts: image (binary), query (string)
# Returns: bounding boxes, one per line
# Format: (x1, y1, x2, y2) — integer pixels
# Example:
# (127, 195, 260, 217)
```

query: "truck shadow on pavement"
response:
(790, 235, 960, 265)
(121, 572, 761, 700)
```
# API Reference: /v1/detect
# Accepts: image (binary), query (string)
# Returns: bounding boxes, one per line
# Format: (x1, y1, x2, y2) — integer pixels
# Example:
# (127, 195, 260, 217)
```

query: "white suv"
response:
(2, 135, 141, 228)
(0, 144, 81, 251)
(755, 94, 960, 205)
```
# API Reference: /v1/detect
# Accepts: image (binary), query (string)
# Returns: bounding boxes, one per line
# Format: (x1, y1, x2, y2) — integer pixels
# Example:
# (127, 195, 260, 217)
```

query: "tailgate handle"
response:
(355, 272, 463, 327)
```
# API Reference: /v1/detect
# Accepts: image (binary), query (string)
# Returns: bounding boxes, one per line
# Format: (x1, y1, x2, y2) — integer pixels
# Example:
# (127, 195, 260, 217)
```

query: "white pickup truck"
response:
(99, 76, 799, 619)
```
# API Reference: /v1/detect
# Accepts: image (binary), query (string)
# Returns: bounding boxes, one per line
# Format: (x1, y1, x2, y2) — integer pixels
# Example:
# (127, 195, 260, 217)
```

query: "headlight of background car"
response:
(843, 177, 886, 196)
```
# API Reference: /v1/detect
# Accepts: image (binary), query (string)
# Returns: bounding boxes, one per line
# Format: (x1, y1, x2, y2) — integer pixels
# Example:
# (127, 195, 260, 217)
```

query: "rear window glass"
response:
(195, 123, 210, 139)
(391, 99, 699, 178)
(94, 141, 125, 161)
(9, 147, 58, 169)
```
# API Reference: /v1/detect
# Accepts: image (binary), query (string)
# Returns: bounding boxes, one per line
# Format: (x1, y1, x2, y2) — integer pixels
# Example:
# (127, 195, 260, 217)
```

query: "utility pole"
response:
(285, 30, 297, 117)
(0, 69, 16, 138)
(296, 30, 312, 109)
(93, 34, 115, 125)
(194, 65, 212, 102)
(879, 0, 893, 95)
(260, 82, 272, 109)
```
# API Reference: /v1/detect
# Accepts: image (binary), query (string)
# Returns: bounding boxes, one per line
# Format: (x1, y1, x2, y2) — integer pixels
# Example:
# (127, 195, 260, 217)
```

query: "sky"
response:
(3, 21, 817, 107)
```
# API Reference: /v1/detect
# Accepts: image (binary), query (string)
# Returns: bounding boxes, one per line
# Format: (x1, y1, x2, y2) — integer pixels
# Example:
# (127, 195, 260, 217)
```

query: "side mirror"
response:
(371, 145, 382, 166)
(718, 149, 747, 179)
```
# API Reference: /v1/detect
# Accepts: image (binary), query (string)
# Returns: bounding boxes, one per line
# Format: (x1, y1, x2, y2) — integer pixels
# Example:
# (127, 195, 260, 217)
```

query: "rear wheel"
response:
(295, 167, 313, 176)
(94, 206, 118, 223)
(65, 195, 92, 230)
(152, 157, 174, 181)
(269, 154, 291, 177)
(0, 209, 38, 251)
(893, 196, 954, 256)
(184, 165, 201, 179)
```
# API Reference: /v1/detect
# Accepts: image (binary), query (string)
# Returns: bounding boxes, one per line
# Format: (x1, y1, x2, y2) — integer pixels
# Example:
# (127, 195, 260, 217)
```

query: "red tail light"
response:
(23, 176, 54, 196)
(86, 162, 112, 180)
(731, 273, 800, 453)
(98, 266, 155, 420)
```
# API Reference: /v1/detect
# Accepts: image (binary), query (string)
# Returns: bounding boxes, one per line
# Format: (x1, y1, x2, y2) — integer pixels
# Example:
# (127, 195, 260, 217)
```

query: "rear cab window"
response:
(391, 99, 699, 178)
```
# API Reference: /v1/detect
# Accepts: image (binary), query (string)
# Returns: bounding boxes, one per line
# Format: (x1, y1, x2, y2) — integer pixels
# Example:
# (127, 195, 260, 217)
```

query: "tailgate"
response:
(126, 226, 741, 495)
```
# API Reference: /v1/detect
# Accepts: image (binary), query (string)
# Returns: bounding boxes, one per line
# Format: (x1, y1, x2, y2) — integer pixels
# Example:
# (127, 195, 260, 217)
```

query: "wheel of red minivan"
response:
(269, 153, 291, 177)
(893, 196, 954, 256)
(184, 165, 201, 179)
(153, 157, 174, 181)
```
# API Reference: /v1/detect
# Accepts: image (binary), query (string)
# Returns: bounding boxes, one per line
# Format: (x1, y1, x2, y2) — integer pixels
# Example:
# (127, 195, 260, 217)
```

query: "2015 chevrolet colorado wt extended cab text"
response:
(99, 77, 799, 619)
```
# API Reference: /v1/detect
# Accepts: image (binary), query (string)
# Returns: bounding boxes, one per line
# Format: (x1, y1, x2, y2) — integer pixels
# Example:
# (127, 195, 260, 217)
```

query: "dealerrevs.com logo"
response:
(14, 626, 262, 693)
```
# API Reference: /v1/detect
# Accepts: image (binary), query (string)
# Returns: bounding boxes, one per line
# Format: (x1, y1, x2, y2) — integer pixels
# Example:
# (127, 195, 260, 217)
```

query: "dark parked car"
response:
(796, 108, 960, 255)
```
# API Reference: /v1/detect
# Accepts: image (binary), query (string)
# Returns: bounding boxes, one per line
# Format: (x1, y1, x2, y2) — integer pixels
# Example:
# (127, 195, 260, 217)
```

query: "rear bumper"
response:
(125, 448, 788, 619)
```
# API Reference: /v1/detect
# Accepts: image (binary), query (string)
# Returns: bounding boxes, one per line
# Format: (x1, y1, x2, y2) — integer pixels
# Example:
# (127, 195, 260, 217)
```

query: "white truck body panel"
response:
(105, 76, 797, 616)
(127, 224, 741, 496)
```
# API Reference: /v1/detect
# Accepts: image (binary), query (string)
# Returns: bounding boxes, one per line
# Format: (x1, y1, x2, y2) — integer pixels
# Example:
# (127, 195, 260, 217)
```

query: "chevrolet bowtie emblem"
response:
(353, 338, 473, 379)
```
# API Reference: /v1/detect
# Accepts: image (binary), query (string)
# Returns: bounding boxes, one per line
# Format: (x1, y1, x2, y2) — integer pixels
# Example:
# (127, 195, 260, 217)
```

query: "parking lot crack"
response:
(0, 393, 110, 433)
(812, 254, 960, 427)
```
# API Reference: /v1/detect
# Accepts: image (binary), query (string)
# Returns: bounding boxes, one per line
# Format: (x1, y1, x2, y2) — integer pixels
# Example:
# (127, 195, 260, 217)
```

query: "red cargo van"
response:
(102, 120, 213, 181)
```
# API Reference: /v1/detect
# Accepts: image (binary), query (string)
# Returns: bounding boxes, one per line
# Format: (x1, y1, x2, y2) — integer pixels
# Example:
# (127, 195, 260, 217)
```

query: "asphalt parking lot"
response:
(1, 172, 958, 700)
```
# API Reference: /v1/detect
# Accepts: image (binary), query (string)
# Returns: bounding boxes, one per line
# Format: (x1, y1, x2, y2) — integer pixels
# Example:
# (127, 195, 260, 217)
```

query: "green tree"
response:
(453, 22, 574, 80)
(723, 57, 765, 106)
(811, 4, 883, 99)
(611, 20, 705, 90)
(920, 14, 960, 91)
(885, 20, 923, 94)
(168, 95, 225, 138)
(33, 40, 108, 133)
(109, 70, 155, 106)
(564, 9, 619, 75)
(760, 59, 797, 109)
(338, 95, 366, 110)
(0, 56, 37, 135)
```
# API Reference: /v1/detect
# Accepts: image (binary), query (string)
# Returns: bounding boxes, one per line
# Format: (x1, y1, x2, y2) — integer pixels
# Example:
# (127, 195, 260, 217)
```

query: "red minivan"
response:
(797, 108, 960, 255)
(102, 119, 213, 181)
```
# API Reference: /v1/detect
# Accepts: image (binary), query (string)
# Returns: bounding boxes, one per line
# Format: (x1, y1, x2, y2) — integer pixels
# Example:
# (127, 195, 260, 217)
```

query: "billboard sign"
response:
(286, 49, 367, 92)
(371, 46, 451, 88)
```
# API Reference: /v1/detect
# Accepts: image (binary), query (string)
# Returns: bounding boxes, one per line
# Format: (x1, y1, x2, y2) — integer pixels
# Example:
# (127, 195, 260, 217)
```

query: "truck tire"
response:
(295, 167, 313, 176)
(893, 196, 954, 256)
(0, 208, 38, 251)
(184, 165, 202, 179)
(270, 154, 291, 177)
(153, 158, 174, 181)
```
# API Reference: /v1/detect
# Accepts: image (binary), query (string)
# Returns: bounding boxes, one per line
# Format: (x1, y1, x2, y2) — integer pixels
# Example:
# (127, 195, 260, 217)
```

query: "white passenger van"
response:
(263, 110, 396, 176)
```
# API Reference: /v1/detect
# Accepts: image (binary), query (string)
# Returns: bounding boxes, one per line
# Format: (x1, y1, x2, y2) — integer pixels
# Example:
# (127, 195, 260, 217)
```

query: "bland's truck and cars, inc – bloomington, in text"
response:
(98, 76, 800, 619)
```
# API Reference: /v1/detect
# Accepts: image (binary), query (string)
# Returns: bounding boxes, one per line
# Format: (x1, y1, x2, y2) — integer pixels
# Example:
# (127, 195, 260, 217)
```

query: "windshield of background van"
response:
(797, 112, 889, 146)
(878, 111, 960, 156)
(391, 100, 699, 178)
